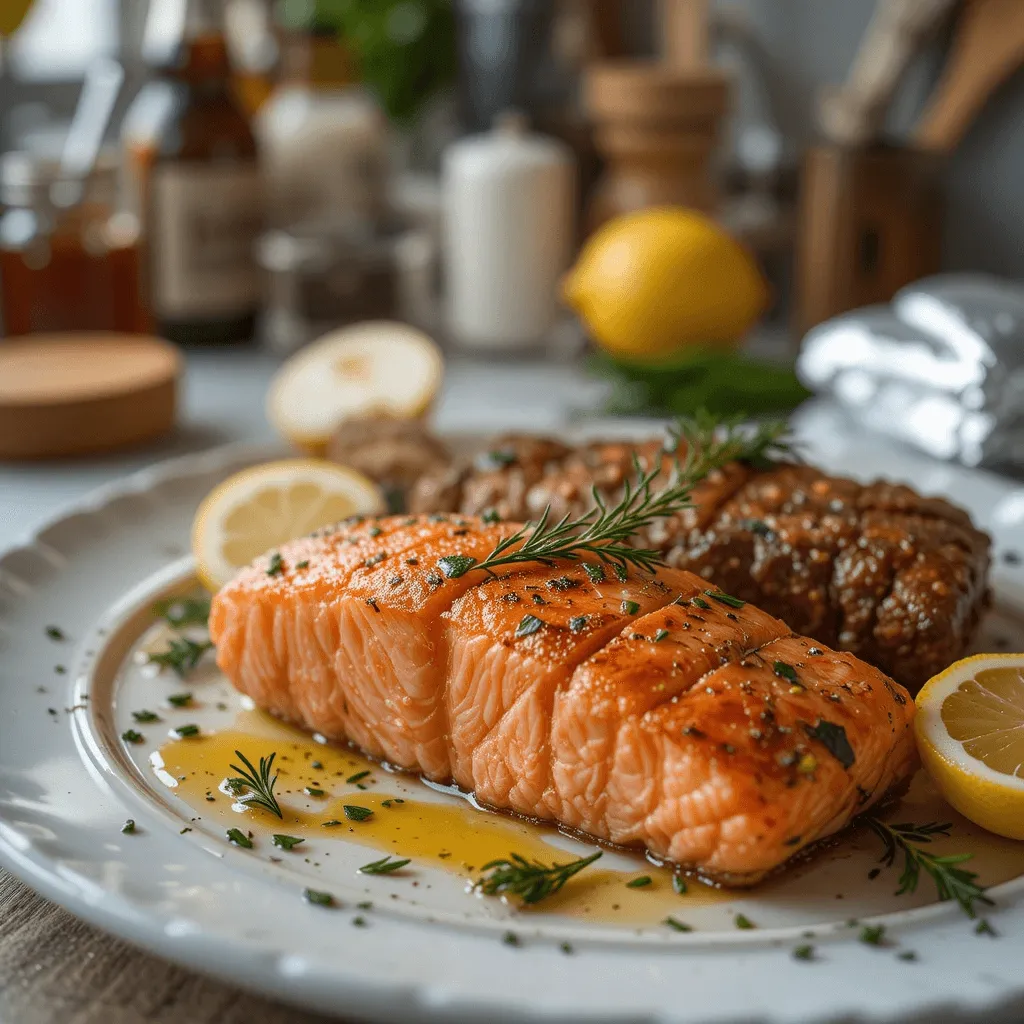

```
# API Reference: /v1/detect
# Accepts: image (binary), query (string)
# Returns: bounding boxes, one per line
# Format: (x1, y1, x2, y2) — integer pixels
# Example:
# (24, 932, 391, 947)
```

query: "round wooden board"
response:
(0, 333, 181, 460)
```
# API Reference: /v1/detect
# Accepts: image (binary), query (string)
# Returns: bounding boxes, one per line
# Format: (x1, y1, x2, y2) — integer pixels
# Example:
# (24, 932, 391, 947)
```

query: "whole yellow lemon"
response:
(563, 207, 769, 361)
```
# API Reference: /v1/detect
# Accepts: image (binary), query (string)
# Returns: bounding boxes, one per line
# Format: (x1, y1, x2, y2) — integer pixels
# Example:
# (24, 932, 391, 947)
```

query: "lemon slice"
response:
(915, 653, 1024, 839)
(267, 321, 444, 455)
(192, 459, 385, 590)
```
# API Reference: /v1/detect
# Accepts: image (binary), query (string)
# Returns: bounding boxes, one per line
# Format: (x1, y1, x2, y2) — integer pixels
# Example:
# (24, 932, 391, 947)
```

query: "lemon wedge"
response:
(915, 653, 1024, 839)
(192, 459, 385, 590)
(267, 321, 444, 455)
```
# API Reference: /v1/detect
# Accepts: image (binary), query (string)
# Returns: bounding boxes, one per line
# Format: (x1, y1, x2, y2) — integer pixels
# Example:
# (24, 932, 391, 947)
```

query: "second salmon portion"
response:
(210, 513, 917, 885)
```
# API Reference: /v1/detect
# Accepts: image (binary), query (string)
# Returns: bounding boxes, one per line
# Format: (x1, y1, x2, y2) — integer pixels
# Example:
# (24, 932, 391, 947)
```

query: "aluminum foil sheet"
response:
(797, 274, 1024, 467)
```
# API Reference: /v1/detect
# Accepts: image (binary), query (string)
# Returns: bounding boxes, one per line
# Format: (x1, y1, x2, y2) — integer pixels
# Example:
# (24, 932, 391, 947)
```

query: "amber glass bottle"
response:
(146, 0, 262, 345)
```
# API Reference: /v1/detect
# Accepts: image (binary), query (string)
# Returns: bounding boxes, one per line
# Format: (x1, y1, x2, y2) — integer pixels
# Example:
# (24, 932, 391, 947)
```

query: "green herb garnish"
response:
(626, 876, 652, 888)
(482, 508, 501, 524)
(296, 560, 309, 569)
(502, 930, 521, 947)
(664, 916, 692, 932)
(121, 819, 136, 834)
(653, 628, 670, 642)
(226, 827, 253, 848)
(121, 729, 144, 744)
(621, 600, 640, 616)
(346, 770, 371, 784)
(343, 805, 373, 822)
(45, 625, 65, 640)
(438, 554, 476, 578)
(859, 924, 886, 946)
(154, 596, 210, 629)
(691, 596, 711, 610)
(475, 850, 602, 905)
(793, 944, 815, 961)
(132, 710, 161, 724)
(672, 875, 688, 895)
(305, 786, 325, 797)
(975, 919, 996, 937)
(436, 418, 791, 580)
(773, 660, 797, 682)
(303, 888, 334, 907)
(167, 692, 193, 708)
(866, 819, 993, 918)
(359, 855, 411, 875)
(583, 562, 605, 583)
(272, 834, 305, 850)
(147, 637, 214, 678)
(266, 552, 285, 576)
(173, 724, 199, 738)
(568, 615, 588, 633)
(734, 913, 756, 929)
(227, 749, 283, 819)
(514, 614, 544, 638)
(705, 589, 745, 609)
(805, 719, 855, 769)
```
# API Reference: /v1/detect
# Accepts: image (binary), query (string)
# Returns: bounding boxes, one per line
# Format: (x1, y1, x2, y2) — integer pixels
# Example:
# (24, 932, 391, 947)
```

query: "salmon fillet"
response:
(210, 513, 917, 885)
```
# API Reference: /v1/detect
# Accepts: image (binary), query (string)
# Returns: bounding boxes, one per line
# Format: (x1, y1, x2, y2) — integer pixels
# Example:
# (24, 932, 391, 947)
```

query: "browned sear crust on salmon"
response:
(210, 514, 917, 886)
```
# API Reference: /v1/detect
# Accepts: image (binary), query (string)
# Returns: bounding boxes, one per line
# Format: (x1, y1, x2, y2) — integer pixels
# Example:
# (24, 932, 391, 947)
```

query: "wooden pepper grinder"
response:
(583, 0, 731, 233)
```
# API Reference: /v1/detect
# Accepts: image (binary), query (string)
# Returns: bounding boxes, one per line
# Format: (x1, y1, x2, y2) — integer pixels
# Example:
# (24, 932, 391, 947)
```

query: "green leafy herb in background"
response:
(590, 350, 811, 420)
(281, 0, 457, 125)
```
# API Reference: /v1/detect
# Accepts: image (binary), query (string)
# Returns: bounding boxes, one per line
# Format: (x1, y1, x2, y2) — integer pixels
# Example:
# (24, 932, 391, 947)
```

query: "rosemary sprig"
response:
(147, 637, 213, 678)
(227, 750, 283, 819)
(866, 818, 993, 918)
(153, 596, 211, 629)
(475, 850, 602, 905)
(440, 417, 791, 580)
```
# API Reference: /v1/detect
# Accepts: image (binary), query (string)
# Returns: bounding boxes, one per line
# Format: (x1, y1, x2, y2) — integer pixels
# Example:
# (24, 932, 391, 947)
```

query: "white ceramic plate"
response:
(4, 408, 1024, 1024)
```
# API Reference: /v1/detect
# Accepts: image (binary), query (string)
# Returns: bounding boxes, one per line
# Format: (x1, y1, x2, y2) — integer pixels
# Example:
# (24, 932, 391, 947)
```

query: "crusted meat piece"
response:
(408, 436, 991, 692)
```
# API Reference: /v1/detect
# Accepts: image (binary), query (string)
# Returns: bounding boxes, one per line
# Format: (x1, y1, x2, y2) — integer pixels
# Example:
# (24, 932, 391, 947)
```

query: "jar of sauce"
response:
(0, 151, 148, 337)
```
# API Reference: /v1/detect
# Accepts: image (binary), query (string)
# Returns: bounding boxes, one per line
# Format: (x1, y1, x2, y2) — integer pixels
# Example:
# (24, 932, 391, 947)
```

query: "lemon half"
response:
(915, 653, 1024, 840)
(192, 459, 385, 590)
(268, 321, 444, 455)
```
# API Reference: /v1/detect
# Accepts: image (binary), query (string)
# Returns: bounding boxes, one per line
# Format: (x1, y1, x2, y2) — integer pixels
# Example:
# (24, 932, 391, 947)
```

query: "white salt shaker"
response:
(442, 112, 575, 351)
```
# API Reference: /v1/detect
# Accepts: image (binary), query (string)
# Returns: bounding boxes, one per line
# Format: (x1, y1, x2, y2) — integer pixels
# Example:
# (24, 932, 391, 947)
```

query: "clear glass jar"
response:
(0, 151, 148, 337)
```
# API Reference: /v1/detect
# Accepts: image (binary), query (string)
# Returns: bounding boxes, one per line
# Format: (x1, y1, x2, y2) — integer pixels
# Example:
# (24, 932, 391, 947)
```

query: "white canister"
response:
(443, 113, 576, 351)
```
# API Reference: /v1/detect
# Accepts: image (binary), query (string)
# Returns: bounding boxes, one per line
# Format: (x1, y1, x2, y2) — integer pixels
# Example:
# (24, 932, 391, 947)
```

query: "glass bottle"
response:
(143, 0, 262, 345)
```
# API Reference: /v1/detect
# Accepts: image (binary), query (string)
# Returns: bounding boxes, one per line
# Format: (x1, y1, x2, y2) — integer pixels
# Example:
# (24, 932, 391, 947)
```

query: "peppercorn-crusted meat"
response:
(408, 438, 990, 692)
(210, 513, 917, 885)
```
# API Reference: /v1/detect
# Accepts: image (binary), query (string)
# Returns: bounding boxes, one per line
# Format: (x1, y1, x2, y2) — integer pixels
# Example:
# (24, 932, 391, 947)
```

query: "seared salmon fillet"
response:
(210, 513, 917, 884)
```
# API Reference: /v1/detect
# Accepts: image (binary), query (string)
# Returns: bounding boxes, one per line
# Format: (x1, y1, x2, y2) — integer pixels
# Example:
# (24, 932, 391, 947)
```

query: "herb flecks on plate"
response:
(154, 596, 211, 629)
(359, 855, 411, 875)
(147, 637, 214, 678)
(475, 850, 602, 905)
(227, 750, 283, 819)
(866, 818, 993, 918)
(437, 417, 791, 580)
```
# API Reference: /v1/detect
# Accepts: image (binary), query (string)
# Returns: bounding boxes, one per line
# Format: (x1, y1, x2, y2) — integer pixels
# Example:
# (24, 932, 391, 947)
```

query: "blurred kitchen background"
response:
(3, 0, 1024, 468)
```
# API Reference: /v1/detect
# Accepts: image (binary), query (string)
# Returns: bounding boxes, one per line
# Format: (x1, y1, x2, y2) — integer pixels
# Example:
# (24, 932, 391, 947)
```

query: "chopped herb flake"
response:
(266, 552, 284, 576)
(626, 876, 652, 888)
(305, 786, 325, 797)
(346, 770, 371, 784)
(147, 637, 213, 678)
(272, 834, 305, 850)
(804, 719, 856, 769)
(296, 560, 309, 569)
(859, 924, 886, 946)
(975, 919, 996, 937)
(482, 508, 501, 524)
(173, 724, 200, 738)
(167, 692, 193, 708)
(514, 614, 544, 638)
(502, 930, 521, 947)
(226, 827, 253, 849)
(439, 554, 477, 579)
(121, 819, 136, 834)
(672, 875, 688, 895)
(734, 913, 756, 929)
(46, 626, 65, 641)
(705, 589, 745, 608)
(691, 596, 711, 610)
(569, 615, 588, 633)
(343, 805, 373, 822)
(773, 660, 797, 682)
(793, 944, 815, 961)
(583, 562, 605, 583)
(620, 600, 640, 616)
(303, 888, 334, 907)
(653, 628, 670, 642)
(359, 855, 411, 875)
(121, 729, 144, 744)
(664, 916, 692, 932)
(132, 710, 161, 724)
(153, 596, 210, 629)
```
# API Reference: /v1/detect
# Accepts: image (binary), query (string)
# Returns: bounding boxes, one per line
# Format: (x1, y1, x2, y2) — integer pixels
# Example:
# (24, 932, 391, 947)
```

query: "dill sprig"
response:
(440, 417, 791, 580)
(475, 850, 602, 905)
(866, 818, 993, 918)
(153, 595, 211, 629)
(227, 750, 283, 819)
(146, 637, 213, 678)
